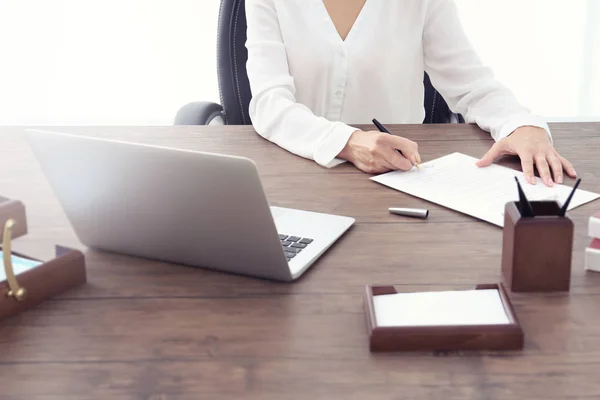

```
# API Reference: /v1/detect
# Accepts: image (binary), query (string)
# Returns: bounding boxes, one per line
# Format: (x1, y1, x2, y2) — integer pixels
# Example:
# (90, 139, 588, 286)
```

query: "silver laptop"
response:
(24, 129, 355, 281)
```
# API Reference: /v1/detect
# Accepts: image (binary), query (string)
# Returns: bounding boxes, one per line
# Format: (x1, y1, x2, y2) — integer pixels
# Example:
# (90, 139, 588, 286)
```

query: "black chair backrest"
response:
(217, 0, 457, 125)
(217, 0, 252, 125)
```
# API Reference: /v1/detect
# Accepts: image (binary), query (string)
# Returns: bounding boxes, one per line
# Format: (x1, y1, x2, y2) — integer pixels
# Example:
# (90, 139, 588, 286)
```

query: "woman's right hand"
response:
(338, 130, 421, 174)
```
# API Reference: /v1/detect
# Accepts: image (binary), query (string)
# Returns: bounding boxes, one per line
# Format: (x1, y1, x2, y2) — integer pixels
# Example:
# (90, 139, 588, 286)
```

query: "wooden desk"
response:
(1, 123, 600, 399)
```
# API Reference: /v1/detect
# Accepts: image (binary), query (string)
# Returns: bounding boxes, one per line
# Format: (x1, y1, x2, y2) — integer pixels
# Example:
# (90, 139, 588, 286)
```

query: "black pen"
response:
(559, 178, 582, 217)
(514, 177, 535, 217)
(372, 119, 421, 169)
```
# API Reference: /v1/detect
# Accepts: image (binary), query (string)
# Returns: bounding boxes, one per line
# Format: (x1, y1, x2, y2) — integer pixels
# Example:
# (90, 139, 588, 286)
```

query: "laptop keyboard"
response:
(279, 234, 314, 262)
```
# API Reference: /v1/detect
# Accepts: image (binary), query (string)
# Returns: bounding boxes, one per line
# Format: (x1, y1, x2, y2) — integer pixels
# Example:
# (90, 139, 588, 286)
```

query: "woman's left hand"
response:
(476, 126, 577, 187)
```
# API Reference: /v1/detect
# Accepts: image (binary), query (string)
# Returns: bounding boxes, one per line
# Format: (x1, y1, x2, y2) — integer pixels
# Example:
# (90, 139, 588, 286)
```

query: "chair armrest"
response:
(174, 102, 224, 125)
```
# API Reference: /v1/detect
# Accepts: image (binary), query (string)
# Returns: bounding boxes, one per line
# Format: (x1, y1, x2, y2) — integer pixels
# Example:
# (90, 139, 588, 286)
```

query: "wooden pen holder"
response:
(501, 201, 573, 292)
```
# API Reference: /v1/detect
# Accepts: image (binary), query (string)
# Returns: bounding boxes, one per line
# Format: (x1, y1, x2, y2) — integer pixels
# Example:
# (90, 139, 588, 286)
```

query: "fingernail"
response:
(546, 178, 553, 186)
(557, 176, 563, 184)
(572, 169, 577, 177)
(530, 177, 537, 185)
(410, 155, 417, 165)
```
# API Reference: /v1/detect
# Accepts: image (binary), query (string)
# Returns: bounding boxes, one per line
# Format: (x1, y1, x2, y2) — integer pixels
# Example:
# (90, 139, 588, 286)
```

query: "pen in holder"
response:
(501, 178, 581, 292)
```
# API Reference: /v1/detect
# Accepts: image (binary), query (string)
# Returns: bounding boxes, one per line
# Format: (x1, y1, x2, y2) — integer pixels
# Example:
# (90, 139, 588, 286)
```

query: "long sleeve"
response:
(245, 0, 357, 168)
(422, 0, 551, 142)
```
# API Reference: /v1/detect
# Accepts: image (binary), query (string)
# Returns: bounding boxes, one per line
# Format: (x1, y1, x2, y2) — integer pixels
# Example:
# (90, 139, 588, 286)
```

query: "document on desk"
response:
(0, 251, 42, 282)
(370, 152, 600, 227)
(373, 289, 510, 327)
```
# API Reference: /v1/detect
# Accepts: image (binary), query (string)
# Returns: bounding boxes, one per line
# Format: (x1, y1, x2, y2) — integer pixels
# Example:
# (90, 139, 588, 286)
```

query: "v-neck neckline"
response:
(317, 0, 371, 45)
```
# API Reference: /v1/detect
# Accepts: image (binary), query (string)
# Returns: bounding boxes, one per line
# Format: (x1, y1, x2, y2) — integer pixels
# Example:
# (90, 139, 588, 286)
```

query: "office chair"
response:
(174, 0, 464, 126)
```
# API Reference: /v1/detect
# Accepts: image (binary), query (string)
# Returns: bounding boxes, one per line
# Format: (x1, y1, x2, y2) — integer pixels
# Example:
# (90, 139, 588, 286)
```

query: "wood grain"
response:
(1, 123, 600, 399)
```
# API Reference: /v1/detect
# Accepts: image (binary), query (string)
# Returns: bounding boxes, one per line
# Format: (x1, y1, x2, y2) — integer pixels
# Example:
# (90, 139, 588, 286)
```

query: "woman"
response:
(245, 0, 576, 187)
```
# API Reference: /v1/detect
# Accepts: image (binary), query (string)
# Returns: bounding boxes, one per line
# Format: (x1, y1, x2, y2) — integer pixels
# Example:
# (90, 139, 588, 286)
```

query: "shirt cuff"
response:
(313, 123, 358, 168)
(495, 114, 552, 143)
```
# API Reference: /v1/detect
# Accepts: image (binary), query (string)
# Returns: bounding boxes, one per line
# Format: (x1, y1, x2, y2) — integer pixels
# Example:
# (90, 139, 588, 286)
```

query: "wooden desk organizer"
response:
(501, 201, 573, 292)
(364, 283, 524, 352)
(1, 196, 87, 321)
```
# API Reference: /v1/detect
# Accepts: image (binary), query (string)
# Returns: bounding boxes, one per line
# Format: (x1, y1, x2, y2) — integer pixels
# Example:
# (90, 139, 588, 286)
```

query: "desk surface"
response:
(1, 123, 600, 399)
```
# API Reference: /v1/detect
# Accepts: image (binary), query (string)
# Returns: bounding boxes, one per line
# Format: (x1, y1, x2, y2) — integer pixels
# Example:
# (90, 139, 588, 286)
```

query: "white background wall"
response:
(455, 0, 599, 121)
(0, 0, 598, 125)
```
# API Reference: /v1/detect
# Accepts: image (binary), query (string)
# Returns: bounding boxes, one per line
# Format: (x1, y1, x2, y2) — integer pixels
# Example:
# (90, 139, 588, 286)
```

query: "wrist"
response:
(510, 125, 553, 143)
(338, 130, 362, 162)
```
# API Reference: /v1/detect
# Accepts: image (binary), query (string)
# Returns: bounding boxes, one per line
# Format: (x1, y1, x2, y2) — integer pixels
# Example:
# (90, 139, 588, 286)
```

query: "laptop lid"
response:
(24, 129, 293, 281)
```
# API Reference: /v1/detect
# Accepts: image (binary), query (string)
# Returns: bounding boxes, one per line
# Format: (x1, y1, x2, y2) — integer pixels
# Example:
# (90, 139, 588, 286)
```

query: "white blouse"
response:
(245, 0, 550, 168)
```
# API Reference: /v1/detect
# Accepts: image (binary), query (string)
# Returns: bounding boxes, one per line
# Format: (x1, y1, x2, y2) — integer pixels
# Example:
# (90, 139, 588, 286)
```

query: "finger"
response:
(380, 156, 399, 172)
(367, 135, 407, 173)
(387, 136, 419, 167)
(371, 150, 398, 173)
(410, 153, 422, 168)
(558, 154, 577, 178)
(369, 153, 396, 174)
(476, 142, 504, 167)
(370, 165, 391, 174)
(534, 154, 553, 186)
(520, 152, 536, 185)
(382, 148, 413, 171)
(411, 147, 422, 167)
(547, 152, 563, 184)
